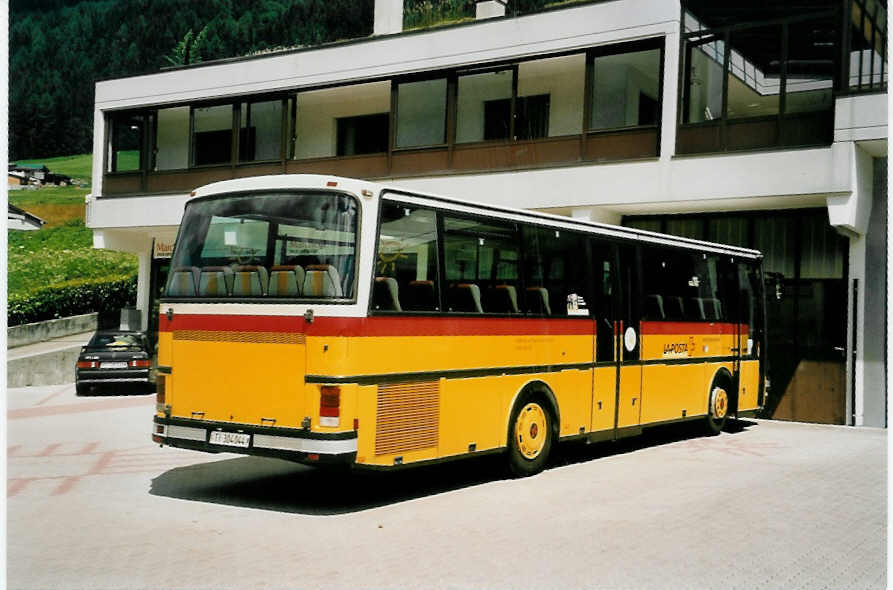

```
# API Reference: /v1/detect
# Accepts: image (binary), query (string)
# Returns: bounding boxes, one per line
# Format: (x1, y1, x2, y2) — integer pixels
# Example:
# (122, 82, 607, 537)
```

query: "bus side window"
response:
(375, 202, 440, 312)
(521, 226, 589, 317)
(443, 215, 521, 314)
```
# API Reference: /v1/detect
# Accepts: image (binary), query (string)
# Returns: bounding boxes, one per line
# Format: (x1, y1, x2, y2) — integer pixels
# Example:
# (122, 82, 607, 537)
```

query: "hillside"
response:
(8, 158, 138, 304)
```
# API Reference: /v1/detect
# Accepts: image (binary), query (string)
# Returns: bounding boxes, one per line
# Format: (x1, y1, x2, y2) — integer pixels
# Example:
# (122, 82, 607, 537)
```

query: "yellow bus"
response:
(152, 175, 766, 476)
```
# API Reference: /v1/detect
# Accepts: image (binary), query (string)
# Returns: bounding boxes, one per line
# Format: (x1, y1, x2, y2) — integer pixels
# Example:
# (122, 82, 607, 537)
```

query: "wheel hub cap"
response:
(711, 387, 728, 419)
(515, 403, 547, 459)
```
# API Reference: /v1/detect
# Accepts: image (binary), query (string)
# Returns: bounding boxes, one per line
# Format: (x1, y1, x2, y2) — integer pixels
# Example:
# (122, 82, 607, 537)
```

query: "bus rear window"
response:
(165, 191, 358, 300)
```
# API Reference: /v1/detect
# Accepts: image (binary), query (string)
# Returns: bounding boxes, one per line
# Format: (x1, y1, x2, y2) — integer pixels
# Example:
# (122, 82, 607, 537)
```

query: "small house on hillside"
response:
(8, 163, 72, 186)
(8, 204, 45, 231)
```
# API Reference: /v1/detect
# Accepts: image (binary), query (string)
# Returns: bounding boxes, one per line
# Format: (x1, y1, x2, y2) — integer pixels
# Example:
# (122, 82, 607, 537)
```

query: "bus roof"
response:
(190, 174, 762, 261)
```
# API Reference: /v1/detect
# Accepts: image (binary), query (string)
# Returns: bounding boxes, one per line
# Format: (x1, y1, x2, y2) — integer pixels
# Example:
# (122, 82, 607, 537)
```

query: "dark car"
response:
(75, 331, 154, 396)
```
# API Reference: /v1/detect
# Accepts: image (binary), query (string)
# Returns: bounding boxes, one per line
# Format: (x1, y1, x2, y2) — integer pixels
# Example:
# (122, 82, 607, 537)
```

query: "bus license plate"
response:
(209, 431, 250, 448)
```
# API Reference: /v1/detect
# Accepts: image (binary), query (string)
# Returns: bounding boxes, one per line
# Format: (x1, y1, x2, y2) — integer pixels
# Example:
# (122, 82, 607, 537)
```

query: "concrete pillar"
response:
(833, 144, 877, 426)
(136, 248, 152, 333)
(659, 27, 680, 163)
(374, 0, 402, 36)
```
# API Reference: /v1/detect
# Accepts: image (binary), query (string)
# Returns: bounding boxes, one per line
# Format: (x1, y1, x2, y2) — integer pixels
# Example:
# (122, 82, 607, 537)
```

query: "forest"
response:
(9, 0, 375, 159)
(9, 0, 564, 160)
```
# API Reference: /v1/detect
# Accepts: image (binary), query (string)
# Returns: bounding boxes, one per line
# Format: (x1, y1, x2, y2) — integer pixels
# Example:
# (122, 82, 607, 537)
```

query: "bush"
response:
(8, 274, 137, 326)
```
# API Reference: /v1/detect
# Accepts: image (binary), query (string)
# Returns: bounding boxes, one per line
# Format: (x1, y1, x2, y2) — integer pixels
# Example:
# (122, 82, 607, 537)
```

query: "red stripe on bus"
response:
(159, 314, 595, 337)
(640, 321, 747, 335)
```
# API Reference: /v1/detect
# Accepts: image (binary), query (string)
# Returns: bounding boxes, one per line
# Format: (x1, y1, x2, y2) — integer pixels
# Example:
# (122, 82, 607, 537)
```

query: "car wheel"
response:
(75, 383, 88, 396)
(507, 395, 554, 477)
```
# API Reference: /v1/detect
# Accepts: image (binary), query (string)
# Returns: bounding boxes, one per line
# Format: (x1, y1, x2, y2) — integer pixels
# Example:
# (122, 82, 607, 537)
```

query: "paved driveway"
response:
(7, 384, 887, 589)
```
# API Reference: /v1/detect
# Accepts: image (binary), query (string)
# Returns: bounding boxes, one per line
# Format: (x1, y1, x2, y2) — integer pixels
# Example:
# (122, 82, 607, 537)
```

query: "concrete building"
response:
(88, 0, 887, 426)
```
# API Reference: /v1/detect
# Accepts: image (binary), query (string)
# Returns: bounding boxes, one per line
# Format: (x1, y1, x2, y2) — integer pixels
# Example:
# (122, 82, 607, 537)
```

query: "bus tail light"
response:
(76, 361, 98, 368)
(319, 385, 340, 427)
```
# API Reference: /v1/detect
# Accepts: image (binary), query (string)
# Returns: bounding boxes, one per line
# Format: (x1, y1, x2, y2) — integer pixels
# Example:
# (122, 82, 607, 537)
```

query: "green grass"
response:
(8, 179, 138, 299)
(14, 153, 94, 183)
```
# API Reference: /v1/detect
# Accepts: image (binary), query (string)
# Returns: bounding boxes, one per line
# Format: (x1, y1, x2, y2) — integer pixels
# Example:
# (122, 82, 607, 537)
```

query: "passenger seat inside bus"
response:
(268, 265, 305, 297)
(525, 287, 551, 316)
(199, 266, 234, 297)
(405, 280, 437, 311)
(372, 277, 402, 311)
(686, 297, 706, 321)
(449, 283, 483, 313)
(488, 285, 519, 314)
(646, 294, 665, 319)
(303, 264, 343, 297)
(232, 265, 269, 297)
(699, 297, 723, 321)
(665, 296, 685, 320)
(168, 266, 201, 296)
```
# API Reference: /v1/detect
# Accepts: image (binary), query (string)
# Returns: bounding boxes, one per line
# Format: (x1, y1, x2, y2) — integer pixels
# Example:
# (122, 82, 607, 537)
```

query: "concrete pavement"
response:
(7, 383, 887, 589)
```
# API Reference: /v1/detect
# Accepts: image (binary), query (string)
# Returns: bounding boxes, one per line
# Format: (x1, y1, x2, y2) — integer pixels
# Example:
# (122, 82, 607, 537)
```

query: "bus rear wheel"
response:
(508, 397, 553, 477)
(706, 384, 729, 435)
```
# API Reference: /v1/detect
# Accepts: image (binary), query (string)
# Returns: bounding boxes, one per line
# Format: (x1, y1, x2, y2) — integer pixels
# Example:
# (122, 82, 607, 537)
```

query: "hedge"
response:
(8, 275, 137, 327)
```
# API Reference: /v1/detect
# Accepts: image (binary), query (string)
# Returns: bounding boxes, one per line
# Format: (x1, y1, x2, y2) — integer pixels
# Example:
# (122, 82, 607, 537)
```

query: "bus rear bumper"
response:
(152, 416, 357, 465)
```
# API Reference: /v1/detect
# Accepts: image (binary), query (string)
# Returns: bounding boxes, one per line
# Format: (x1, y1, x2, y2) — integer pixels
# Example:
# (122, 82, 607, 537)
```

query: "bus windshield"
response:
(165, 191, 358, 300)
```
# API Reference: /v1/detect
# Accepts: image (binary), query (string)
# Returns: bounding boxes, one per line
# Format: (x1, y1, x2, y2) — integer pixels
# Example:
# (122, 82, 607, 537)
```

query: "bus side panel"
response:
(737, 359, 761, 411)
(554, 368, 593, 437)
(592, 366, 617, 433)
(641, 364, 707, 423)
(617, 365, 642, 428)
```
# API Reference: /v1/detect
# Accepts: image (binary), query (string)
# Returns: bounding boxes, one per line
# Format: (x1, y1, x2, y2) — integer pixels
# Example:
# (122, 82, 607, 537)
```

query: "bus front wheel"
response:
(507, 396, 554, 477)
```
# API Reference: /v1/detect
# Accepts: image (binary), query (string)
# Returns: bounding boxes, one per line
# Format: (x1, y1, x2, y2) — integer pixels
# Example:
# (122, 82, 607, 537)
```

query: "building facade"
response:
(88, 0, 887, 426)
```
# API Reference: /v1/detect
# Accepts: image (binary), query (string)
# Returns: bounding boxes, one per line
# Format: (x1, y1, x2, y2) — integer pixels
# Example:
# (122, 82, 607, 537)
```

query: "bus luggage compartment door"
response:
(169, 327, 307, 428)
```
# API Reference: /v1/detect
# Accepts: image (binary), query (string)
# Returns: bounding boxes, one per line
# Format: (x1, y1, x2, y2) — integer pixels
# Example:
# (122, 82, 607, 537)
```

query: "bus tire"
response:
(507, 394, 554, 477)
(706, 373, 733, 435)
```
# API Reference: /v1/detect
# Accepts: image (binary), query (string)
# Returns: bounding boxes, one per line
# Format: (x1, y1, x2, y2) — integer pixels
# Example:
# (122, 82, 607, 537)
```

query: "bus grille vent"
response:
(375, 381, 440, 456)
(173, 330, 305, 345)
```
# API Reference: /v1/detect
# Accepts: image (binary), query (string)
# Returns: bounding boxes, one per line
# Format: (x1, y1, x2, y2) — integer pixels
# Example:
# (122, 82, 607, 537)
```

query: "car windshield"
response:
(87, 333, 145, 350)
(165, 191, 359, 300)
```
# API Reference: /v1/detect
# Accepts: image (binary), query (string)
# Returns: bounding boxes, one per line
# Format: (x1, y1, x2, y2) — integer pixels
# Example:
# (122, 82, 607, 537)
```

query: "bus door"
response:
(590, 240, 617, 434)
(616, 245, 642, 429)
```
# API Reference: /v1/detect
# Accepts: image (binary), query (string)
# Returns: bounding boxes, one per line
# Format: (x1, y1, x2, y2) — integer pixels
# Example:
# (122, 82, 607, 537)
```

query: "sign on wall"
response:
(153, 240, 174, 259)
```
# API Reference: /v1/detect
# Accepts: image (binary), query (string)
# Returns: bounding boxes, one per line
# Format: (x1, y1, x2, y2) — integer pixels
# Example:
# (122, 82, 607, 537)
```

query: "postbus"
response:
(152, 175, 765, 476)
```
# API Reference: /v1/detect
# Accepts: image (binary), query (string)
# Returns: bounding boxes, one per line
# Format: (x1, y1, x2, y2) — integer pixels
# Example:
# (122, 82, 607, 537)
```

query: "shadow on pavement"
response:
(149, 418, 757, 515)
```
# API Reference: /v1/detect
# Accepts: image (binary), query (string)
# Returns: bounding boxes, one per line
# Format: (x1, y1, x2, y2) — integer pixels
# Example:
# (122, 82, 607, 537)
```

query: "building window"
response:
(847, 0, 887, 92)
(337, 113, 389, 156)
(591, 44, 662, 129)
(457, 68, 514, 143)
(295, 81, 391, 159)
(395, 77, 448, 148)
(155, 106, 189, 171)
(726, 25, 781, 120)
(192, 104, 233, 166)
(107, 112, 145, 173)
(239, 100, 283, 162)
(519, 53, 584, 137)
(683, 37, 724, 124)
(679, 12, 836, 153)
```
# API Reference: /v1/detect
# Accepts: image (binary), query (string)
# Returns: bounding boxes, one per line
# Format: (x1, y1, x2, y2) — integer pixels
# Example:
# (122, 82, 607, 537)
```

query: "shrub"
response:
(8, 275, 137, 327)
